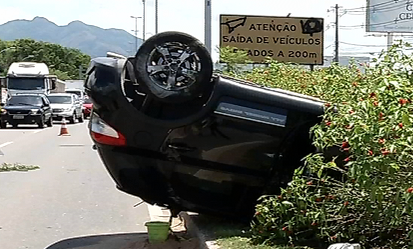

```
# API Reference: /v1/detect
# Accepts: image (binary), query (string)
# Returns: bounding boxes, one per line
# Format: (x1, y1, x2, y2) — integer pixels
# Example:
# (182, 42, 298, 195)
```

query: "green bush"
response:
(221, 42, 413, 248)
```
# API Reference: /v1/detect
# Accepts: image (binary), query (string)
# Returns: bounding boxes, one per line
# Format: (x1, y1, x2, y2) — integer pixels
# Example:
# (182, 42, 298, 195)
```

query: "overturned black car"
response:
(85, 32, 325, 218)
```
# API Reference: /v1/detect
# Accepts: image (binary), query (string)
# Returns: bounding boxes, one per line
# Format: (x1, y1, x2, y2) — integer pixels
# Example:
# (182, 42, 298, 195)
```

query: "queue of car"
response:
(0, 89, 92, 129)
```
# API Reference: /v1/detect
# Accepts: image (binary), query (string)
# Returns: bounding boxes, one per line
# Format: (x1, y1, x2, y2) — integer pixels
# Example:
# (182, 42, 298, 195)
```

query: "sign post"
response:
(219, 14, 324, 65)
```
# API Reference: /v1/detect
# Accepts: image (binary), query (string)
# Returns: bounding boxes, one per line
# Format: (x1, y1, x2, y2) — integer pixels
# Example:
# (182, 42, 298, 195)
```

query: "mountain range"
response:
(0, 16, 143, 58)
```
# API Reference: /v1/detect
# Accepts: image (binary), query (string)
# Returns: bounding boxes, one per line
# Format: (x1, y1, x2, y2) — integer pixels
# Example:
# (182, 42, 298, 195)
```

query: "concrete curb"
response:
(146, 204, 219, 248)
(180, 212, 220, 249)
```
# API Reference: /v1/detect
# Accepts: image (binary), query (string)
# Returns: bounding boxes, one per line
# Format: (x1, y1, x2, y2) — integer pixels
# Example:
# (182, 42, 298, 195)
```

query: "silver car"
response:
(48, 93, 84, 124)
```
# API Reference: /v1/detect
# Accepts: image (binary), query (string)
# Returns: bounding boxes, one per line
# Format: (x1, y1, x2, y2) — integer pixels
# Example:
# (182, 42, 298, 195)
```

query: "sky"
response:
(0, 0, 409, 62)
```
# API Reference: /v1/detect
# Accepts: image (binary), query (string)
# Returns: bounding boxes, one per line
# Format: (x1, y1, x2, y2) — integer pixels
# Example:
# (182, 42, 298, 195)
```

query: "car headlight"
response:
(31, 109, 41, 114)
(64, 108, 72, 112)
(1, 109, 7, 114)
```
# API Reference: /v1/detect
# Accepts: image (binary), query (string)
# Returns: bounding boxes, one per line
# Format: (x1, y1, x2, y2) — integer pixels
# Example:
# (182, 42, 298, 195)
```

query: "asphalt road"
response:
(0, 121, 150, 249)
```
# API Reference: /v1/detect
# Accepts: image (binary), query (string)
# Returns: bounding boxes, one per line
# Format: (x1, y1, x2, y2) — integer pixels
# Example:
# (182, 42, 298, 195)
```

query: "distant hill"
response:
(0, 16, 143, 58)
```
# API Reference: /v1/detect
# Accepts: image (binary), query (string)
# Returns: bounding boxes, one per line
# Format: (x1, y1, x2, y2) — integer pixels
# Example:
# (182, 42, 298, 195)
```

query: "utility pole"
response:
(142, 0, 146, 41)
(334, 4, 339, 63)
(204, 0, 212, 53)
(131, 16, 142, 53)
(387, 32, 394, 51)
(79, 65, 83, 79)
(155, 0, 158, 34)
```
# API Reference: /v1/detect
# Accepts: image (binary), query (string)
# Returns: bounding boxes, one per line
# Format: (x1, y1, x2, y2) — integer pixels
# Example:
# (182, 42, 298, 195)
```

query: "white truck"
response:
(4, 62, 65, 98)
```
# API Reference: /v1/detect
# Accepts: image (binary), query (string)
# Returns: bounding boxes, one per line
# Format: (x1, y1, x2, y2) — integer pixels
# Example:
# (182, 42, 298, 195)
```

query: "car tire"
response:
(78, 113, 84, 123)
(69, 113, 76, 124)
(38, 117, 45, 129)
(134, 31, 213, 104)
(0, 122, 6, 129)
(46, 116, 53, 127)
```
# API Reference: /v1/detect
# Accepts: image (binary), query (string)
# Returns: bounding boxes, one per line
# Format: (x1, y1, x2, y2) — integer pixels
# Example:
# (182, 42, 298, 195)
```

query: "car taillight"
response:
(90, 112, 126, 146)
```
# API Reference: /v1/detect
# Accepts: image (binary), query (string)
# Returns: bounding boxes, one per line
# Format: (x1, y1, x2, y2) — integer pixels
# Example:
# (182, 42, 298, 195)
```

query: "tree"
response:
(0, 38, 91, 80)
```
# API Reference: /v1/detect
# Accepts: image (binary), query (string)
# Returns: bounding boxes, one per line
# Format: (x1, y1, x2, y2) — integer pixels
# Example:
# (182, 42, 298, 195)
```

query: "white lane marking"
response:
(0, 141, 13, 148)
(33, 129, 46, 134)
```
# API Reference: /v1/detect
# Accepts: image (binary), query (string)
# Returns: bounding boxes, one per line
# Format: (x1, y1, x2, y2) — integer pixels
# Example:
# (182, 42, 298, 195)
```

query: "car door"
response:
(73, 95, 81, 116)
(42, 96, 51, 119)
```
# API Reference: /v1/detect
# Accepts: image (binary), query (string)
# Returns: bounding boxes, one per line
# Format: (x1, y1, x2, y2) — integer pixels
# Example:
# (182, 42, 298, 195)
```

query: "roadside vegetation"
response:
(0, 162, 40, 172)
(0, 39, 90, 80)
(218, 42, 413, 248)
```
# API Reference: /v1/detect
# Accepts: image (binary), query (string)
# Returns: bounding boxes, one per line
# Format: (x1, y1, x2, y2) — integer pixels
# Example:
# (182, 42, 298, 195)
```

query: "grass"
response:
(191, 215, 313, 249)
(0, 162, 40, 172)
(217, 236, 312, 249)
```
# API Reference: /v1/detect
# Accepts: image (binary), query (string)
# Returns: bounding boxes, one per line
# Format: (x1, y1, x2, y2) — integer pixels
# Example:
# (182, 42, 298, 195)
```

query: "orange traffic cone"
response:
(58, 118, 70, 136)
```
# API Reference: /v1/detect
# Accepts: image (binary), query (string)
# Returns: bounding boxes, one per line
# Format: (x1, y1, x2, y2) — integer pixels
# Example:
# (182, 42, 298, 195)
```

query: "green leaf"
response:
(281, 200, 294, 207)
(403, 113, 411, 125)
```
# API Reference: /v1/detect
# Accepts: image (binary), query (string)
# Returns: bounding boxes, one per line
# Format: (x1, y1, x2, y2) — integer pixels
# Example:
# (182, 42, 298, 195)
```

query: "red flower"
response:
(315, 198, 322, 202)
(344, 201, 349, 206)
(381, 149, 390, 156)
(331, 235, 337, 240)
(344, 157, 351, 162)
(407, 188, 413, 193)
(341, 141, 349, 149)
(345, 124, 353, 130)
(399, 123, 403, 129)
(325, 121, 332, 126)
(282, 226, 288, 231)
(307, 181, 313, 186)
(399, 98, 408, 105)
(368, 150, 374, 156)
(373, 101, 379, 107)
(277, 195, 283, 200)
(325, 103, 331, 107)
(379, 112, 385, 121)
(349, 110, 355, 114)
(343, 147, 350, 152)
(311, 222, 318, 226)
(378, 138, 385, 144)
(255, 212, 260, 216)
(370, 92, 376, 98)
(352, 82, 358, 87)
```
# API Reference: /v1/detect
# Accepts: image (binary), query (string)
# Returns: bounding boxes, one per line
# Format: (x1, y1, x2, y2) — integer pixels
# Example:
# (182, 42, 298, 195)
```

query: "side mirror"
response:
(51, 78, 57, 90)
(0, 77, 6, 88)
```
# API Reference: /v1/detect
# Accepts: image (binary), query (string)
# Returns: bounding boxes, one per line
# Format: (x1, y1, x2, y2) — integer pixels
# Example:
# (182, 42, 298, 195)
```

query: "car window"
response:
(8, 96, 43, 106)
(48, 95, 72, 104)
(66, 90, 82, 98)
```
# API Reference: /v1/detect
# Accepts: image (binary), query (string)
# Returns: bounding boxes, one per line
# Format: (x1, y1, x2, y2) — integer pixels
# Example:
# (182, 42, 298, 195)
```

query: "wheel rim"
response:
(146, 42, 202, 91)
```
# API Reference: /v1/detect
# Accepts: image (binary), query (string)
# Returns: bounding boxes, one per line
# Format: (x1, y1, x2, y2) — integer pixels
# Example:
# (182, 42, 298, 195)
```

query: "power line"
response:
(342, 0, 396, 11)
(340, 18, 412, 28)
(340, 41, 388, 47)
(346, 2, 408, 13)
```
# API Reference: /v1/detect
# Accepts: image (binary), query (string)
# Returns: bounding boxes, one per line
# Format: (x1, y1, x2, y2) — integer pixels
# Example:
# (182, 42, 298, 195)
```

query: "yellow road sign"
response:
(220, 14, 324, 65)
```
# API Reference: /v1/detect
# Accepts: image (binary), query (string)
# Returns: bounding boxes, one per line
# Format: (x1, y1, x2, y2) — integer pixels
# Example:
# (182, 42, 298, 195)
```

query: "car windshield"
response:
(66, 91, 82, 98)
(8, 96, 42, 106)
(48, 96, 72, 104)
(8, 77, 45, 90)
